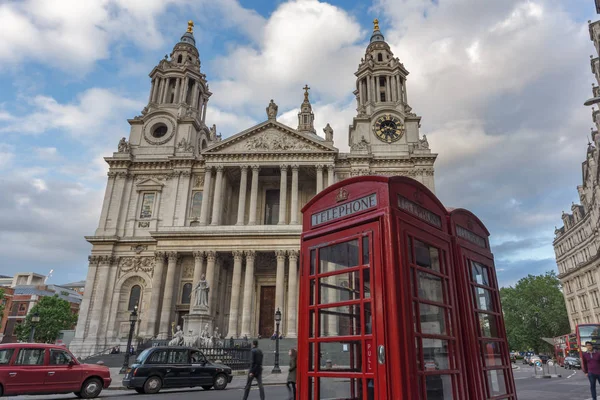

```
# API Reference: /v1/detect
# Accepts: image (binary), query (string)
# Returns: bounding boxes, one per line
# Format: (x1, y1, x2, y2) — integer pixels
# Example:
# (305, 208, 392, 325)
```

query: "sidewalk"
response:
(107, 366, 289, 390)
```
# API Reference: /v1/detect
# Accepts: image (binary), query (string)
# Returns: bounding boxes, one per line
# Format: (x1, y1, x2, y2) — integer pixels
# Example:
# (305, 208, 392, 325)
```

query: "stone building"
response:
(70, 20, 437, 356)
(555, 8, 600, 330)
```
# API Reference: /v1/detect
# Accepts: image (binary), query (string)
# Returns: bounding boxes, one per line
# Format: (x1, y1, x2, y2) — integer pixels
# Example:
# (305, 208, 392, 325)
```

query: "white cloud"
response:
(34, 147, 60, 162)
(0, 143, 15, 169)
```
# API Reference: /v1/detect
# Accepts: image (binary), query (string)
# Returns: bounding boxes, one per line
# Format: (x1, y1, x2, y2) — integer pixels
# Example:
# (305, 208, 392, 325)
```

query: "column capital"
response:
(88, 255, 101, 265)
(193, 251, 205, 261)
(291, 164, 299, 171)
(280, 164, 288, 171)
(167, 252, 179, 262)
(240, 165, 250, 171)
(327, 164, 336, 170)
(275, 250, 287, 261)
(251, 165, 261, 172)
(98, 255, 115, 265)
(206, 250, 217, 262)
(155, 251, 166, 261)
(215, 164, 224, 172)
(288, 250, 299, 260)
(204, 165, 214, 174)
(316, 164, 324, 171)
(244, 250, 256, 260)
(232, 250, 244, 261)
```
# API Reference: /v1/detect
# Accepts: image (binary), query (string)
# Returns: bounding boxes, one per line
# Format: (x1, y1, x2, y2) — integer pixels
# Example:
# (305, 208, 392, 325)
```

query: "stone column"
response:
(358, 79, 364, 106)
(290, 165, 299, 224)
(211, 165, 224, 225)
(158, 252, 179, 339)
(316, 165, 324, 194)
(327, 165, 335, 187)
(287, 250, 299, 338)
(386, 76, 391, 102)
(236, 166, 249, 225)
(191, 252, 206, 308)
(87, 256, 113, 339)
(174, 79, 181, 104)
(73, 256, 100, 340)
(241, 251, 256, 337)
(278, 165, 288, 225)
(202, 97, 208, 122)
(144, 252, 166, 337)
(227, 251, 244, 337)
(367, 76, 372, 103)
(275, 250, 286, 332)
(199, 166, 213, 225)
(248, 166, 260, 225)
(180, 77, 188, 103)
(205, 251, 217, 313)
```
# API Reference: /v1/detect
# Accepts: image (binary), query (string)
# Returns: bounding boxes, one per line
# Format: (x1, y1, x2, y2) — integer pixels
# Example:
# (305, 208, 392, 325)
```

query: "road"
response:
(6, 366, 597, 399)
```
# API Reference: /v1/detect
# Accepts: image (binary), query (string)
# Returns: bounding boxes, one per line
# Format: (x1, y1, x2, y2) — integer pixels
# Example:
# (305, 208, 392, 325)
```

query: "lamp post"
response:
(28, 312, 40, 343)
(272, 308, 282, 374)
(120, 305, 138, 374)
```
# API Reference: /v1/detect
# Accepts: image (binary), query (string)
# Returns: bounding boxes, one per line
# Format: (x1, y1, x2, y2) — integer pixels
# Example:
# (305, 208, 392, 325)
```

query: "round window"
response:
(152, 124, 168, 138)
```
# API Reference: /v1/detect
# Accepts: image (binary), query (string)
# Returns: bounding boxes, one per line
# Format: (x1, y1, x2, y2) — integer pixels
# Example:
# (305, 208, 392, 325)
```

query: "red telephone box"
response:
(298, 176, 516, 400)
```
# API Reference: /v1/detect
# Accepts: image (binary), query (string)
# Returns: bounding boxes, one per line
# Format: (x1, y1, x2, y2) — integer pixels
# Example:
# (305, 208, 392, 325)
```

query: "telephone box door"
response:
(300, 220, 387, 400)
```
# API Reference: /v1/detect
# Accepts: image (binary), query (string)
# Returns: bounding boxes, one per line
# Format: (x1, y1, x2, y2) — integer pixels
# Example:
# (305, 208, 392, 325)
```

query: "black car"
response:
(564, 355, 581, 369)
(122, 346, 233, 394)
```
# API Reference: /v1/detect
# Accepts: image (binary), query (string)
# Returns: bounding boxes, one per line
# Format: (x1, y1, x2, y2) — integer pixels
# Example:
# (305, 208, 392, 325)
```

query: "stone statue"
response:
(418, 135, 430, 150)
(266, 99, 278, 120)
(169, 325, 184, 346)
(118, 137, 129, 153)
(209, 124, 217, 140)
(323, 123, 334, 142)
(194, 274, 209, 307)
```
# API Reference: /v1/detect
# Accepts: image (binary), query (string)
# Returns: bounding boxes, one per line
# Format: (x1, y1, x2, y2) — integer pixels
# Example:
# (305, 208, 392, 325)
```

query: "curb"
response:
(106, 382, 286, 391)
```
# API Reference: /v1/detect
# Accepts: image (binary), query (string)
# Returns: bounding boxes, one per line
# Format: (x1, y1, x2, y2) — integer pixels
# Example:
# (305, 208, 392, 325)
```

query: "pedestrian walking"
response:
(286, 348, 297, 400)
(242, 339, 265, 400)
(582, 341, 600, 400)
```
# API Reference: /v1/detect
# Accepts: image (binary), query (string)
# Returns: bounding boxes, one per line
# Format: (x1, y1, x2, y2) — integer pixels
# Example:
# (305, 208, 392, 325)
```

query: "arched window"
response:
(128, 285, 141, 311)
(190, 192, 203, 218)
(181, 283, 192, 304)
(377, 53, 383, 62)
(177, 54, 183, 63)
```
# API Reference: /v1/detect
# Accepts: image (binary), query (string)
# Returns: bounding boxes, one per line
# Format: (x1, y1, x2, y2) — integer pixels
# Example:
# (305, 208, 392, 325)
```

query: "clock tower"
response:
(349, 19, 430, 161)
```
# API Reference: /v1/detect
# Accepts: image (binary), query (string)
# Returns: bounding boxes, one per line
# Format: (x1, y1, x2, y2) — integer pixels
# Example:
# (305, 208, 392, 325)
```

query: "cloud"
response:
(34, 147, 61, 162)
(496, 258, 557, 288)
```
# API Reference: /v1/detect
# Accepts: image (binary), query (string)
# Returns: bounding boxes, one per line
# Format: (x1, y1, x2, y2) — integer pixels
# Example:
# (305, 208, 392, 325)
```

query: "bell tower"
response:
(348, 19, 427, 157)
(125, 21, 215, 158)
(297, 85, 316, 134)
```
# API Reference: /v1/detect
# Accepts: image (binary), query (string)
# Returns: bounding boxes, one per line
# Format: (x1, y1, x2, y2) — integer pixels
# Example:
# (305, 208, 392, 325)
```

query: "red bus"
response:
(553, 333, 578, 366)
(299, 176, 516, 400)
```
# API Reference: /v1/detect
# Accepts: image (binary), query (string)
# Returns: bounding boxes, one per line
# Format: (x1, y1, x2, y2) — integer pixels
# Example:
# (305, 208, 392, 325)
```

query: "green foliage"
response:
(500, 271, 571, 354)
(15, 295, 77, 343)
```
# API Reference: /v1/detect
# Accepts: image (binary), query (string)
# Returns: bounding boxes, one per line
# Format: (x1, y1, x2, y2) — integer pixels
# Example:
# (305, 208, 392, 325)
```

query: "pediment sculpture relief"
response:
(244, 130, 313, 151)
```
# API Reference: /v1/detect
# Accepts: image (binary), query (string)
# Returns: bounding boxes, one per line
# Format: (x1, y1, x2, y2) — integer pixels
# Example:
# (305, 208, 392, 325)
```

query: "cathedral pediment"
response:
(135, 178, 164, 192)
(203, 121, 337, 154)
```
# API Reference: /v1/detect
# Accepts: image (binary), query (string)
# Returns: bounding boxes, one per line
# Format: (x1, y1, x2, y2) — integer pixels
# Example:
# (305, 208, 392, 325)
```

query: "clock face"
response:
(373, 115, 404, 143)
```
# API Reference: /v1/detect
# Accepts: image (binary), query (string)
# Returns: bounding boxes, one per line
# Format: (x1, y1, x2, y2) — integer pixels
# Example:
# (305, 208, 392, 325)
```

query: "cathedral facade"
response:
(70, 20, 437, 356)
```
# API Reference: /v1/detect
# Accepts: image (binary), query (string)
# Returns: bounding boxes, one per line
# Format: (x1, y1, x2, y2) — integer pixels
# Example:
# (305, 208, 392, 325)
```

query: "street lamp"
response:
(28, 312, 40, 343)
(272, 308, 282, 374)
(120, 305, 138, 374)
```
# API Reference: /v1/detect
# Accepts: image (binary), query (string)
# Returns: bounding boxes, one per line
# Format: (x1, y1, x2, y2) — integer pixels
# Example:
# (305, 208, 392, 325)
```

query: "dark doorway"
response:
(264, 190, 280, 225)
(259, 286, 276, 337)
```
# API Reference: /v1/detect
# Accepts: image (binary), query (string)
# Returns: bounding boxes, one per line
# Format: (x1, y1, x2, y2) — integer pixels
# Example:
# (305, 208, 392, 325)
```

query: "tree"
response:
(500, 271, 571, 354)
(15, 295, 78, 343)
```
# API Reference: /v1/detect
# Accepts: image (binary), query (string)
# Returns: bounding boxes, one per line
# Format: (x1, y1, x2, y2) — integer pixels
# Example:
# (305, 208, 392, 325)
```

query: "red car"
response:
(0, 343, 111, 398)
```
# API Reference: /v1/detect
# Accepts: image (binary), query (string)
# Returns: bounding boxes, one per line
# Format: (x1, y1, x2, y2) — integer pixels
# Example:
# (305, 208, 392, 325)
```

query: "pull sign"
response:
(378, 345, 385, 365)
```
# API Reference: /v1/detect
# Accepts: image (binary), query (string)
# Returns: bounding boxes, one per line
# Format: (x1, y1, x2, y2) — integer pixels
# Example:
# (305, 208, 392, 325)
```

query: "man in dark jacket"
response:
(242, 340, 265, 400)
(583, 341, 600, 400)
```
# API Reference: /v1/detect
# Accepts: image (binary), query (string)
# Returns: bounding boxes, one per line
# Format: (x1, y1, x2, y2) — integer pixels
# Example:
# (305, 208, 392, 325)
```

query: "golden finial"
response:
(187, 20, 194, 33)
(373, 18, 380, 32)
(303, 84, 310, 101)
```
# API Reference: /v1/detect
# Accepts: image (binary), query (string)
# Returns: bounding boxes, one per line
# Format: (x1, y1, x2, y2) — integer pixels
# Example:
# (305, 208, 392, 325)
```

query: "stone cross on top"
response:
(303, 84, 310, 101)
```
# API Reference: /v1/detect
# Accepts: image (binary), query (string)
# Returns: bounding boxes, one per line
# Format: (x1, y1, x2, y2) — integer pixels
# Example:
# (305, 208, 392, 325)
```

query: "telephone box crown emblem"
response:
(336, 187, 349, 202)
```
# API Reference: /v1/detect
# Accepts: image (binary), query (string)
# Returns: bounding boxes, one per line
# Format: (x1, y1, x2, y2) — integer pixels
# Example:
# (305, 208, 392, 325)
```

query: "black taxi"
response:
(122, 346, 233, 394)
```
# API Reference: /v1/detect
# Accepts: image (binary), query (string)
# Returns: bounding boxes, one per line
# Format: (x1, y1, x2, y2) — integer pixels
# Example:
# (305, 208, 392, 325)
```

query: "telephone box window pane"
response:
(310, 280, 315, 305)
(478, 313, 500, 338)
(319, 271, 361, 305)
(140, 193, 155, 218)
(363, 268, 371, 299)
(364, 302, 372, 335)
(319, 239, 359, 273)
(482, 342, 503, 367)
(319, 377, 361, 399)
(425, 375, 454, 400)
(472, 261, 490, 286)
(487, 369, 507, 397)
(319, 305, 361, 337)
(417, 271, 443, 303)
(415, 337, 422, 369)
(362, 236, 370, 265)
(308, 342, 314, 371)
(419, 304, 447, 335)
(310, 249, 316, 275)
(474, 287, 495, 311)
(309, 311, 315, 337)
(422, 339, 450, 371)
(318, 340, 362, 372)
(307, 377, 314, 400)
(414, 240, 440, 272)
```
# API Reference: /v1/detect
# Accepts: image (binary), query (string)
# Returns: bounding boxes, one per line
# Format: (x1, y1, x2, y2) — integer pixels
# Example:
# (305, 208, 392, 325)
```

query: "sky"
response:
(0, 0, 596, 287)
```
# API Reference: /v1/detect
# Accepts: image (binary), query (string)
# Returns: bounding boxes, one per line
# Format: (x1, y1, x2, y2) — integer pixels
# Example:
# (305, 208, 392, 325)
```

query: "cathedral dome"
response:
(179, 21, 196, 47)
(370, 18, 385, 43)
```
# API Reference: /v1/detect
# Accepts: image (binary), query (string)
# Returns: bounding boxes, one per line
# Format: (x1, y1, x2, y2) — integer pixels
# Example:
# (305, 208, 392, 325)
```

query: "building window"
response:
(181, 283, 192, 304)
(377, 53, 383, 62)
(140, 193, 155, 219)
(128, 285, 141, 311)
(190, 192, 203, 219)
(264, 189, 280, 225)
(177, 54, 183, 63)
(592, 291, 600, 308)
